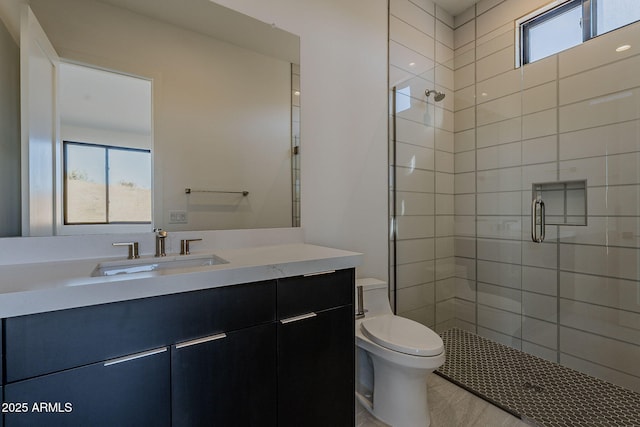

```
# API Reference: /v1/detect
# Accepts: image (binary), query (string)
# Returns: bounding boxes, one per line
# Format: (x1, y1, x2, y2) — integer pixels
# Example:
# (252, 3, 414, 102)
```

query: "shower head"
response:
(425, 89, 445, 102)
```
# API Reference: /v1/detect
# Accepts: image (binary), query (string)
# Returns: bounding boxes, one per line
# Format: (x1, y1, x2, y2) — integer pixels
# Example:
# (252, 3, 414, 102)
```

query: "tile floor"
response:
(357, 328, 640, 426)
(438, 328, 640, 427)
(356, 373, 531, 427)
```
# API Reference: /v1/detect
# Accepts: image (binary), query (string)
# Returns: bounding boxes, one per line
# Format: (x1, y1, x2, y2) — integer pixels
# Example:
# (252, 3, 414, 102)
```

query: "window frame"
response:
(516, 0, 639, 67)
(63, 140, 152, 227)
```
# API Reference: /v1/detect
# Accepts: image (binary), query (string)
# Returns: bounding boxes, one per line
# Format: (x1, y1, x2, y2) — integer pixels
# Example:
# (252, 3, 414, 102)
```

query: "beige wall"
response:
(30, 0, 293, 232)
(0, 17, 20, 237)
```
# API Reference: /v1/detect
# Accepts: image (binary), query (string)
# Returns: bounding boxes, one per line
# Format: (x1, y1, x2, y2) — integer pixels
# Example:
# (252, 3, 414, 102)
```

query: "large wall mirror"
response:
(0, 0, 301, 237)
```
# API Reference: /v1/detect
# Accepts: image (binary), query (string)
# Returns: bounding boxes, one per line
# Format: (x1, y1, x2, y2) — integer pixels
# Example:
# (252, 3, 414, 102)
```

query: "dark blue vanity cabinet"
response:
(0, 325, 3, 426)
(4, 348, 171, 427)
(3, 280, 276, 382)
(1, 268, 355, 426)
(0, 320, 4, 427)
(172, 323, 277, 426)
(0, 325, 3, 383)
(170, 282, 277, 427)
(277, 269, 355, 427)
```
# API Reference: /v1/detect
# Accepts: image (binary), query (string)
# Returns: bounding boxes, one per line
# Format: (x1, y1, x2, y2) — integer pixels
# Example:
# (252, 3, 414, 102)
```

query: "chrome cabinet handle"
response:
(280, 312, 317, 324)
(175, 333, 227, 349)
(531, 199, 546, 243)
(104, 347, 167, 367)
(303, 270, 335, 277)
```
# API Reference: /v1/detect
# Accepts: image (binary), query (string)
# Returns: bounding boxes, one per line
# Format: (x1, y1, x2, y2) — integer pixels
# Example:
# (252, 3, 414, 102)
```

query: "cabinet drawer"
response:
(169, 280, 276, 343)
(5, 280, 275, 382)
(277, 268, 354, 319)
(4, 347, 170, 427)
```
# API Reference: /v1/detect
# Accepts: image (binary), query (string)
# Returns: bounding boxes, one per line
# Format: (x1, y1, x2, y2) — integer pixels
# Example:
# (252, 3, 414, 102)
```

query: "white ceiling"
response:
(0, 0, 299, 63)
(97, 0, 299, 63)
(0, 0, 482, 45)
(80, 0, 482, 62)
(433, 0, 480, 17)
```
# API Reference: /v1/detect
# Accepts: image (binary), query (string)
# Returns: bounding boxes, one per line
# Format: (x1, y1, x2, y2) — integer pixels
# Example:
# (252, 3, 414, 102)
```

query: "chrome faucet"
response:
(180, 238, 202, 255)
(154, 229, 167, 257)
(113, 242, 140, 260)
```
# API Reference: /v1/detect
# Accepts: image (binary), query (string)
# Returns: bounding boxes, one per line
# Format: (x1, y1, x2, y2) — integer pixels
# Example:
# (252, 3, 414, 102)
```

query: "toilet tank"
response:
(356, 278, 392, 317)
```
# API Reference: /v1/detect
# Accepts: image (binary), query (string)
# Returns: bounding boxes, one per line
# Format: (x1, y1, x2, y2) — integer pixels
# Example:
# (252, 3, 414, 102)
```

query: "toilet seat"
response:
(361, 315, 443, 356)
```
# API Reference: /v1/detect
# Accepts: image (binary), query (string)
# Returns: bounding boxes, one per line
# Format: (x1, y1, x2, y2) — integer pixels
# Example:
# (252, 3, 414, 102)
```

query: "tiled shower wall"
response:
(389, 0, 455, 329)
(450, 0, 640, 392)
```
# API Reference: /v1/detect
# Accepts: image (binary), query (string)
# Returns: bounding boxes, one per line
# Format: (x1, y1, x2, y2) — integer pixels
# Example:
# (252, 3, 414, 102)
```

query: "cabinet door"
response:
(278, 305, 354, 427)
(172, 323, 277, 427)
(1, 321, 3, 384)
(4, 347, 170, 427)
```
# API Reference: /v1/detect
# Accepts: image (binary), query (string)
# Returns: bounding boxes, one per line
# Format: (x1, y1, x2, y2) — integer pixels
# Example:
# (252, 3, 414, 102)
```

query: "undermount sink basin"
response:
(91, 254, 228, 277)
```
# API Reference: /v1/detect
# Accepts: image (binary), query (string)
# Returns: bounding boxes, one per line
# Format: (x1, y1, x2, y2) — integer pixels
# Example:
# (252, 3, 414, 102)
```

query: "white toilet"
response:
(355, 278, 445, 427)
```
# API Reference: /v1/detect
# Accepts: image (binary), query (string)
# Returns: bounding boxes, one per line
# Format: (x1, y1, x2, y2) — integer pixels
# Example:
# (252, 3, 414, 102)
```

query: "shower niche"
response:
(532, 180, 587, 226)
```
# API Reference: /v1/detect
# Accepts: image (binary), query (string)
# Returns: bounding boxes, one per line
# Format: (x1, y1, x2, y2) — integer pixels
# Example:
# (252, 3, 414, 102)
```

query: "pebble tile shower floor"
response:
(436, 328, 640, 427)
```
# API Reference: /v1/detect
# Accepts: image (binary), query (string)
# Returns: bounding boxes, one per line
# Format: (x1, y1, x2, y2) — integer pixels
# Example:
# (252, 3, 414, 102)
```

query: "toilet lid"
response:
(361, 315, 444, 356)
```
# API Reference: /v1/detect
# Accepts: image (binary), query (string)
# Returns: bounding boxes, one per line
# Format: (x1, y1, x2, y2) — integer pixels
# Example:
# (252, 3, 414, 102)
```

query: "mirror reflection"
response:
(61, 63, 153, 227)
(0, 0, 301, 237)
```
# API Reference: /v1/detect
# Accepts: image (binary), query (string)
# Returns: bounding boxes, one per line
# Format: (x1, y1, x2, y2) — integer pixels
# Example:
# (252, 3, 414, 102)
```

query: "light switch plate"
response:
(169, 210, 188, 224)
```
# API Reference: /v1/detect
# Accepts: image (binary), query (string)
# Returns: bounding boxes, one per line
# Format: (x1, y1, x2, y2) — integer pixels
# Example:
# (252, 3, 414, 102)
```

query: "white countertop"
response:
(0, 244, 362, 318)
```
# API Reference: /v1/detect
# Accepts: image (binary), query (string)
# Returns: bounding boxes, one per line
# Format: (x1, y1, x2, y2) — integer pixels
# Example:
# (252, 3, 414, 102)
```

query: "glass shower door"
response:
(389, 73, 455, 331)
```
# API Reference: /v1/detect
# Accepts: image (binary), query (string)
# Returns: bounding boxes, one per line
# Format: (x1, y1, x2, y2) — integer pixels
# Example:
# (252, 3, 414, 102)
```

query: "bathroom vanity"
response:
(0, 242, 360, 426)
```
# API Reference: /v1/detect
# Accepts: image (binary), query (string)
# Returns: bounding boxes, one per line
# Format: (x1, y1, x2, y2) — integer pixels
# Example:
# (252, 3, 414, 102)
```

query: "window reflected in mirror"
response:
(64, 142, 151, 224)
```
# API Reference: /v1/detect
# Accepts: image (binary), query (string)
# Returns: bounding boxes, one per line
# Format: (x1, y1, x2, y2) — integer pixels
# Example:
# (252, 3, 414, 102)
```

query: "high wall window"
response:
(518, 0, 640, 66)
(64, 141, 152, 225)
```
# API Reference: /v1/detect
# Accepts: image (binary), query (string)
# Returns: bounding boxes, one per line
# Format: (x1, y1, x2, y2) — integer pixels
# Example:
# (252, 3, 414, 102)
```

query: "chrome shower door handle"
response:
(539, 200, 545, 242)
(531, 199, 546, 243)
